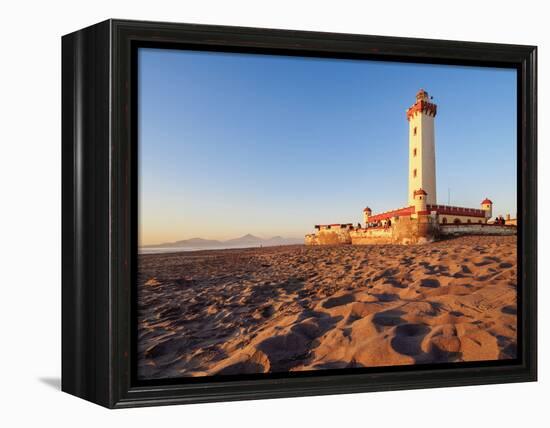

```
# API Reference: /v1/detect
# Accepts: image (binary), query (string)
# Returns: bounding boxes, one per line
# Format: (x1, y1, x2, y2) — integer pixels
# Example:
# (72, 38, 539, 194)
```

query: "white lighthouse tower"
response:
(407, 89, 437, 206)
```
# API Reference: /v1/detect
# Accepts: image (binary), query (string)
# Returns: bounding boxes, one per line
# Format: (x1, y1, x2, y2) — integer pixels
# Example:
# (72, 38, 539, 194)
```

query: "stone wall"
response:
(304, 234, 319, 245)
(305, 216, 515, 246)
(349, 227, 393, 245)
(392, 215, 438, 244)
(304, 228, 352, 245)
(439, 223, 516, 237)
(349, 215, 438, 245)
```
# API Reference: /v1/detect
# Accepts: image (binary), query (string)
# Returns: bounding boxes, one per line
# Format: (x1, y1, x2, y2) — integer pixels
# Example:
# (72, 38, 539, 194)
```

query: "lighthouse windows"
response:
(413, 148, 417, 157)
(413, 126, 417, 136)
(413, 169, 417, 178)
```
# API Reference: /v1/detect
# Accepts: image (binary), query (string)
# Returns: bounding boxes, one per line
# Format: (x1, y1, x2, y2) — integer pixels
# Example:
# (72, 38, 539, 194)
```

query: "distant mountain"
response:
(142, 234, 302, 249)
(224, 234, 265, 246)
(142, 237, 222, 248)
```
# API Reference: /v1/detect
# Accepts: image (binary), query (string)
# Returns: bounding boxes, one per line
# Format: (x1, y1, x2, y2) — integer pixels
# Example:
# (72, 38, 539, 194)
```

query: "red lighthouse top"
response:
(407, 89, 437, 121)
(481, 198, 493, 205)
(416, 89, 429, 101)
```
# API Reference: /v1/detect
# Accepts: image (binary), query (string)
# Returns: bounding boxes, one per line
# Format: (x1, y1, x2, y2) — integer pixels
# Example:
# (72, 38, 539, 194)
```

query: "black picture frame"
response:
(62, 19, 537, 408)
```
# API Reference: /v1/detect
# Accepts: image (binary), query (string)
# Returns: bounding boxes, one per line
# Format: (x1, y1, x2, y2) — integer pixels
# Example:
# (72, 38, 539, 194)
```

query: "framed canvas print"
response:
(62, 19, 537, 408)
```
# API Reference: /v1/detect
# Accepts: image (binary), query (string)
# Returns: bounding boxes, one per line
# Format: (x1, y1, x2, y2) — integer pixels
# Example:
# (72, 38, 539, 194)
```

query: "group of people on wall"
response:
(493, 215, 507, 225)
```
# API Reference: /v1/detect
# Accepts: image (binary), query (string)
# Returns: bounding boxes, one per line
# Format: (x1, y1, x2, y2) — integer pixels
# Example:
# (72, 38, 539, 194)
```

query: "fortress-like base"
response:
(305, 215, 516, 246)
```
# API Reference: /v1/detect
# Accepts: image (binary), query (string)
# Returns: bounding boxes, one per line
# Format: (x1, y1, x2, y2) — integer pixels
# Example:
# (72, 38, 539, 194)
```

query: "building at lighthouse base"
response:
(304, 193, 516, 246)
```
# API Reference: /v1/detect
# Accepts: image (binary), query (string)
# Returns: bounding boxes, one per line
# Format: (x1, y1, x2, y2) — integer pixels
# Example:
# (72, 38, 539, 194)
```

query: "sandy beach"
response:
(137, 235, 517, 379)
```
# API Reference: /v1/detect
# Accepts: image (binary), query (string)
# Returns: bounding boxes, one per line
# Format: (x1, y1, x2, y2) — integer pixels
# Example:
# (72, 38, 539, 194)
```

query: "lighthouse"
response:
(305, 87, 509, 246)
(407, 89, 437, 206)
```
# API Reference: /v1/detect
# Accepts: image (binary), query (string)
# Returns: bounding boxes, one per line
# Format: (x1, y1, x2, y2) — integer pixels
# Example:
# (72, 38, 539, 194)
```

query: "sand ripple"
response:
(137, 236, 517, 379)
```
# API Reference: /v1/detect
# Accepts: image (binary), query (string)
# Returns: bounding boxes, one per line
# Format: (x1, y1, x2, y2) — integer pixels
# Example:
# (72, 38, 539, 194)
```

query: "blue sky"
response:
(138, 48, 517, 245)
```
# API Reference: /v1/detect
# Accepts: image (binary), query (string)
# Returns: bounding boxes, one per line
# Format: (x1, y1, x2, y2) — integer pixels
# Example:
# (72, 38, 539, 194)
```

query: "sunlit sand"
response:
(137, 235, 517, 379)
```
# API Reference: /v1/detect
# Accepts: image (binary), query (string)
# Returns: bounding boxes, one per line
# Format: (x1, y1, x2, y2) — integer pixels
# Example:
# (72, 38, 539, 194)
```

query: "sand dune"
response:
(137, 236, 517, 379)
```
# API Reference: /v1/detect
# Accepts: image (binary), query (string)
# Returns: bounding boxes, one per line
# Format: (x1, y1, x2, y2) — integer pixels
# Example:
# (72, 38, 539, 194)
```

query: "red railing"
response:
(367, 206, 414, 222)
(427, 204, 485, 218)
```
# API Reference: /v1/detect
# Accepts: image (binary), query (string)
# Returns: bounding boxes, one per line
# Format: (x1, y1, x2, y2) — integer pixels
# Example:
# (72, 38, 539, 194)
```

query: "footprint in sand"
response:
(371, 293, 399, 302)
(420, 278, 440, 288)
(372, 309, 406, 327)
(501, 305, 517, 315)
(373, 268, 400, 282)
(261, 305, 275, 318)
(384, 277, 407, 288)
(215, 359, 268, 375)
(472, 257, 495, 267)
(390, 323, 431, 357)
(321, 294, 355, 309)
